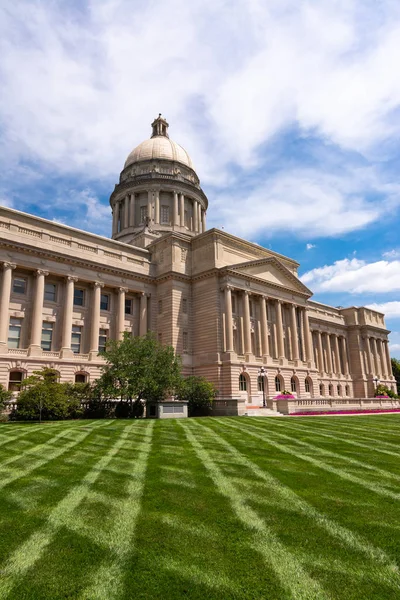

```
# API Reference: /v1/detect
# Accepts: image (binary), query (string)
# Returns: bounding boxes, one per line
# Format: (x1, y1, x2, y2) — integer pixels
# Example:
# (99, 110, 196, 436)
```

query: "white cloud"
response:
(301, 257, 400, 293)
(383, 249, 400, 258)
(366, 302, 400, 318)
(306, 243, 316, 250)
(1, 1, 400, 236)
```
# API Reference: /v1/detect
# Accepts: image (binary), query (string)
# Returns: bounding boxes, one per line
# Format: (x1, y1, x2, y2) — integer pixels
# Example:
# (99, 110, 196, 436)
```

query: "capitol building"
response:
(0, 115, 396, 408)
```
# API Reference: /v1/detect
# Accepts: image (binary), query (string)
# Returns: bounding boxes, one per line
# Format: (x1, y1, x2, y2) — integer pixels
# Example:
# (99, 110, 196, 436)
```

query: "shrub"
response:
(177, 376, 218, 417)
(374, 384, 398, 399)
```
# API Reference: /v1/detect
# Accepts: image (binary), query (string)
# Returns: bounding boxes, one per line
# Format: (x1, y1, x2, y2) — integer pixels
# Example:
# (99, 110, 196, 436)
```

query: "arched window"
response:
(345, 385, 350, 397)
(305, 377, 312, 394)
(257, 376, 264, 392)
(290, 376, 297, 394)
(275, 376, 282, 392)
(319, 383, 325, 396)
(75, 373, 88, 384)
(8, 370, 24, 392)
(239, 374, 247, 391)
(337, 384, 342, 397)
(329, 384, 333, 396)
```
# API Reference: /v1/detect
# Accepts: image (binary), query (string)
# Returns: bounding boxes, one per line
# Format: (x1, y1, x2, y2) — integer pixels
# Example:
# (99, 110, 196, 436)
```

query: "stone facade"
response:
(0, 115, 396, 403)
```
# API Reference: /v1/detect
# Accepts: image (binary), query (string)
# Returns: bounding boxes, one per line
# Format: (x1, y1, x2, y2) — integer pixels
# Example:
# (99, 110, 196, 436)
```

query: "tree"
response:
(0, 384, 12, 415)
(392, 358, 400, 395)
(176, 375, 218, 416)
(13, 368, 80, 421)
(95, 332, 182, 413)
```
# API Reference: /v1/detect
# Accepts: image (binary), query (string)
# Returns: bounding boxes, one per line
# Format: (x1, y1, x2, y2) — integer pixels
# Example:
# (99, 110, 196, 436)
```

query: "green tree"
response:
(177, 375, 218, 416)
(14, 368, 75, 421)
(0, 384, 12, 415)
(392, 358, 400, 395)
(95, 332, 182, 413)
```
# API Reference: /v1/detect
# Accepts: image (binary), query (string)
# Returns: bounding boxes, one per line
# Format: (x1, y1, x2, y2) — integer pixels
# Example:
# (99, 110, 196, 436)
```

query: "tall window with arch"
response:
(275, 375, 281, 392)
(239, 373, 247, 391)
(290, 376, 297, 394)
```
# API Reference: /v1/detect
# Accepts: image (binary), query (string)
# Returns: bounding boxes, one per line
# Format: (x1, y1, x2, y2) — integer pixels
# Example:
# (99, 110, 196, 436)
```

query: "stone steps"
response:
(244, 407, 283, 417)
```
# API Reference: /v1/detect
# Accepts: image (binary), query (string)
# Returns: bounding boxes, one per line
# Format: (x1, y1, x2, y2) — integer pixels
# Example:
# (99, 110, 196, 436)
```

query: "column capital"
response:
(3, 262, 16, 270)
(36, 269, 49, 277)
(243, 289, 250, 296)
(93, 281, 104, 289)
(67, 275, 78, 283)
(117, 287, 128, 294)
(221, 285, 234, 292)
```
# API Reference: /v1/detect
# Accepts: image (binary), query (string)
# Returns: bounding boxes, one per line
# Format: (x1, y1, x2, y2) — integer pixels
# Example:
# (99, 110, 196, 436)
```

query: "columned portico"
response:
(242, 291, 252, 356)
(61, 276, 78, 358)
(224, 286, 234, 353)
(89, 282, 104, 359)
(290, 304, 299, 361)
(275, 300, 285, 360)
(259, 295, 269, 359)
(139, 293, 148, 336)
(117, 287, 127, 341)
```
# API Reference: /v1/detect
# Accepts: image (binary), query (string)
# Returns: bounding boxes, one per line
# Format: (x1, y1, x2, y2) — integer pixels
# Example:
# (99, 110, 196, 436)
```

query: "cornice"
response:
(0, 239, 155, 284)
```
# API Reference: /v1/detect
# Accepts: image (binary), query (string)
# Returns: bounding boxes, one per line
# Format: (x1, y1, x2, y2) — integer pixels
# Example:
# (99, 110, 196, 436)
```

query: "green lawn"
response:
(1, 416, 400, 600)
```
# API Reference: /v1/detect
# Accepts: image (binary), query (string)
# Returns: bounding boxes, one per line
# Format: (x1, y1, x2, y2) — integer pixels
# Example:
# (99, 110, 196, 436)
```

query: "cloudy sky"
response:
(1, 0, 400, 357)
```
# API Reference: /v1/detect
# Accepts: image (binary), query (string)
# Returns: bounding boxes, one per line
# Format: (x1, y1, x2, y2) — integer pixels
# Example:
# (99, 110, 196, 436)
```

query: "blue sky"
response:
(1, 0, 400, 357)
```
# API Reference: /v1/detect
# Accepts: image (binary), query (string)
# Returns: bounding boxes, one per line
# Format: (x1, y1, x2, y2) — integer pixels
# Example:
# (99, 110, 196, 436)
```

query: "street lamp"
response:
(373, 376, 380, 392)
(258, 367, 267, 408)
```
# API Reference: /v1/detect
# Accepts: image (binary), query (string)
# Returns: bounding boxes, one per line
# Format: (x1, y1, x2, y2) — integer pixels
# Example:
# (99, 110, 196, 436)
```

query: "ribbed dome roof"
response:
(124, 114, 195, 171)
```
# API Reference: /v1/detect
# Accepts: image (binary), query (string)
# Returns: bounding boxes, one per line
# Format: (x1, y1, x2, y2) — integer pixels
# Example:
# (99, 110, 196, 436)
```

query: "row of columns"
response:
(364, 335, 392, 379)
(112, 191, 206, 234)
(223, 286, 313, 362)
(313, 330, 349, 376)
(0, 263, 149, 356)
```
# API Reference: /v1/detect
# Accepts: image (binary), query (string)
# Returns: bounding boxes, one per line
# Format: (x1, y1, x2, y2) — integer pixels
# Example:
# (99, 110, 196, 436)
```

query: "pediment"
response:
(225, 257, 312, 296)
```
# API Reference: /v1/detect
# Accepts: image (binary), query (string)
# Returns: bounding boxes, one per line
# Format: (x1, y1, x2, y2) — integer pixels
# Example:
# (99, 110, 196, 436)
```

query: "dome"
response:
(124, 114, 195, 171)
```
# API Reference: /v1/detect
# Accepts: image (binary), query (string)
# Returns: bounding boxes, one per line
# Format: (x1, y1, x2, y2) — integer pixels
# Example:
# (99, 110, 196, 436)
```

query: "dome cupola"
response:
(110, 115, 208, 248)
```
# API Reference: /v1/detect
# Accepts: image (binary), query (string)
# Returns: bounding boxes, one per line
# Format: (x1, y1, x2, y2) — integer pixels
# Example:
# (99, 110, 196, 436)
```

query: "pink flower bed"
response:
(291, 408, 400, 417)
(275, 394, 295, 399)
(375, 395, 390, 398)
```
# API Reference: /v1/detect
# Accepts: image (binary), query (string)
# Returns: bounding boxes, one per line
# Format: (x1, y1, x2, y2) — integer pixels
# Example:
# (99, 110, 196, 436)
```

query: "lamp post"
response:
(258, 367, 267, 408)
(373, 376, 380, 393)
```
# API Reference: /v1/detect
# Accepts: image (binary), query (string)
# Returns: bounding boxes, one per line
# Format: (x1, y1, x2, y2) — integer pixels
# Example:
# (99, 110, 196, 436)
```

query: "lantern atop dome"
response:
(151, 114, 169, 138)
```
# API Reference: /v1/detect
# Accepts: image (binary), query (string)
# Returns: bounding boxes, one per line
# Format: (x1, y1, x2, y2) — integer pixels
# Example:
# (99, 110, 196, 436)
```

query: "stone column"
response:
(123, 195, 129, 229)
(276, 300, 285, 359)
(61, 276, 78, 357)
(173, 192, 179, 226)
(29, 269, 48, 355)
(0, 262, 16, 352)
(384, 341, 393, 378)
(243, 291, 252, 355)
(89, 282, 104, 356)
(129, 193, 135, 227)
(112, 202, 119, 236)
(259, 296, 269, 358)
(317, 331, 324, 373)
(371, 337, 379, 375)
(224, 286, 234, 352)
(155, 190, 160, 224)
(139, 292, 148, 336)
(341, 336, 349, 375)
(302, 309, 313, 363)
(147, 191, 152, 221)
(202, 210, 206, 232)
(117, 287, 127, 341)
(377, 339, 386, 378)
(180, 193, 185, 227)
(198, 203, 202, 233)
(325, 333, 333, 374)
(289, 304, 299, 361)
(333, 335, 341, 374)
(193, 200, 198, 232)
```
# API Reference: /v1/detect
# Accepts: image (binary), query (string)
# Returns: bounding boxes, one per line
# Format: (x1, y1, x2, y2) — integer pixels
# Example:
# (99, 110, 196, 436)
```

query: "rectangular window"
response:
(183, 331, 188, 353)
(125, 298, 133, 315)
(8, 371, 23, 392)
(98, 328, 108, 353)
(231, 296, 237, 314)
(13, 278, 26, 295)
(161, 205, 170, 224)
(41, 322, 53, 351)
(158, 300, 163, 314)
(182, 298, 188, 314)
(8, 318, 22, 349)
(74, 289, 85, 307)
(100, 294, 110, 311)
(71, 326, 82, 353)
(44, 283, 57, 302)
(140, 206, 148, 224)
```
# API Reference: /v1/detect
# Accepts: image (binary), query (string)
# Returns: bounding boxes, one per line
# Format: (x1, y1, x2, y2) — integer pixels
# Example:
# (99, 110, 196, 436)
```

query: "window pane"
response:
(71, 326, 82, 353)
(74, 289, 84, 306)
(8, 371, 23, 391)
(75, 373, 86, 383)
(44, 283, 57, 302)
(8, 318, 22, 349)
(140, 206, 147, 223)
(100, 294, 109, 311)
(13, 278, 26, 294)
(41, 322, 53, 351)
(161, 205, 169, 223)
(98, 328, 108, 352)
(125, 298, 132, 315)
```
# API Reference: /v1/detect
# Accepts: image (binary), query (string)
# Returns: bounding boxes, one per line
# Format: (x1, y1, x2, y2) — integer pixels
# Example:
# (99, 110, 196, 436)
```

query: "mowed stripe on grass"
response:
(1, 415, 400, 600)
